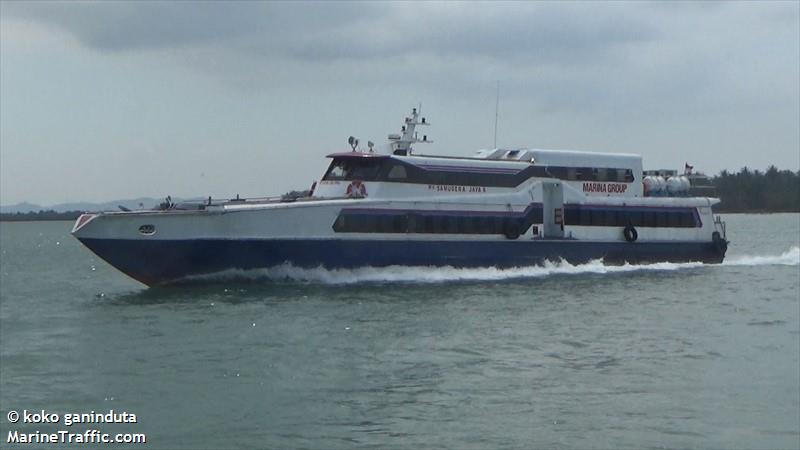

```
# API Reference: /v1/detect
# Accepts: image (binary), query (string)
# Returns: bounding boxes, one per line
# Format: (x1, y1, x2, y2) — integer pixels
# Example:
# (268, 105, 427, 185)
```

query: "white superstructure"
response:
(72, 107, 729, 286)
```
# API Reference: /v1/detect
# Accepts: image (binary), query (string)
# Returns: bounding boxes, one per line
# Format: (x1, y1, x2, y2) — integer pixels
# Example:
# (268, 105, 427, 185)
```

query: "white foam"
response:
(182, 247, 799, 285)
(722, 246, 799, 267)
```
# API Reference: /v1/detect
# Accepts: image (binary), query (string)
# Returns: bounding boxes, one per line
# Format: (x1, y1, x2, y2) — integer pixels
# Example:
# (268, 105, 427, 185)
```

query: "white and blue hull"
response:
(76, 236, 724, 286)
(72, 197, 727, 286)
(71, 108, 729, 286)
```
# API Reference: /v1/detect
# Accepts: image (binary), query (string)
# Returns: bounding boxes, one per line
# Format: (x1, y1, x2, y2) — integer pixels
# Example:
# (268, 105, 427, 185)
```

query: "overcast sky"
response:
(1, 1, 798, 205)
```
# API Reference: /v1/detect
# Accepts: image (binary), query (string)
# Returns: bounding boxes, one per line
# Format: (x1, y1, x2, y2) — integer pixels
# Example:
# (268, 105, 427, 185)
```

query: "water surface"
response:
(1, 214, 798, 449)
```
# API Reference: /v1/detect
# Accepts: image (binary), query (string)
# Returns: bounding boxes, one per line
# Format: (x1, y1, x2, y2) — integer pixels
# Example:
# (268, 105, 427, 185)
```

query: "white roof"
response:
(529, 149, 641, 168)
(475, 148, 641, 169)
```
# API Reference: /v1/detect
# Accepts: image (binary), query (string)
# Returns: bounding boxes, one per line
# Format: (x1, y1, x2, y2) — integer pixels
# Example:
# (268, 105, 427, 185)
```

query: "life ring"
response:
(504, 222, 521, 240)
(623, 225, 638, 242)
(345, 180, 367, 198)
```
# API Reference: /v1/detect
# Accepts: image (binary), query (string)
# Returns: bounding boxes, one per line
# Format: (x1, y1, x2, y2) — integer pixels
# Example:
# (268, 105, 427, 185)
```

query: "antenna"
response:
(390, 106, 432, 155)
(493, 81, 500, 149)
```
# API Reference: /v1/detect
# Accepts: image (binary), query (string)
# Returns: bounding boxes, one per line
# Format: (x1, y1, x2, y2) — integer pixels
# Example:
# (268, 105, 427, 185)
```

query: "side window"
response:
(567, 168, 578, 181)
(580, 208, 592, 226)
(387, 164, 407, 180)
(667, 212, 681, 227)
(624, 169, 634, 182)
(463, 217, 479, 234)
(564, 207, 579, 225)
(444, 216, 459, 234)
(591, 210, 604, 226)
(479, 217, 496, 234)
(605, 209, 617, 226)
(547, 167, 567, 179)
(680, 211, 695, 228)
(627, 210, 643, 226)
(360, 215, 378, 232)
(376, 215, 394, 233)
(642, 212, 652, 227)
(392, 215, 408, 233)
(656, 212, 668, 227)
(332, 215, 347, 232)
(423, 215, 435, 233)
(580, 168, 595, 181)
(491, 217, 504, 234)
(407, 214, 420, 233)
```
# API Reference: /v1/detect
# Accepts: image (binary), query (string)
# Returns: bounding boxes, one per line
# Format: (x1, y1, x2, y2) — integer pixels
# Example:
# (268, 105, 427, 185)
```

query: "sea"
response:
(1, 214, 798, 449)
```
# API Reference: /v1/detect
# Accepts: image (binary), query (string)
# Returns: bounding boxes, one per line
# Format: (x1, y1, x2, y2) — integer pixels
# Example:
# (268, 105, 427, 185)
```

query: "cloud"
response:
(278, 3, 656, 66)
(4, 2, 655, 65)
(2, 2, 263, 51)
(3, 1, 796, 116)
(1, 1, 797, 205)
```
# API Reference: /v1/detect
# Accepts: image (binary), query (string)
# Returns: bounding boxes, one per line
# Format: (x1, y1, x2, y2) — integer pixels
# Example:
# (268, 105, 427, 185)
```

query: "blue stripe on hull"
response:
(78, 238, 724, 286)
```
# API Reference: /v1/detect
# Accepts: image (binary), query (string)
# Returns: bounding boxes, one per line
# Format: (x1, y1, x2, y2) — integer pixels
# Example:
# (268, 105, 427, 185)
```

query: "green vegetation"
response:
(713, 166, 800, 212)
(0, 210, 83, 222)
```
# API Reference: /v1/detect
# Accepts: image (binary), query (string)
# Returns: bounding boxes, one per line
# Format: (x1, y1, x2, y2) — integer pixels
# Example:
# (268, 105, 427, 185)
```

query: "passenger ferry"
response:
(72, 108, 729, 286)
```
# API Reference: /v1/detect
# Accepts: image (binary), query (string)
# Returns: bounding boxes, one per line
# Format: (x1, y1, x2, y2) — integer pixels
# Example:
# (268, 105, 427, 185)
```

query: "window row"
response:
(546, 167, 634, 182)
(323, 158, 635, 187)
(563, 207, 698, 228)
(332, 213, 527, 235)
(332, 207, 700, 234)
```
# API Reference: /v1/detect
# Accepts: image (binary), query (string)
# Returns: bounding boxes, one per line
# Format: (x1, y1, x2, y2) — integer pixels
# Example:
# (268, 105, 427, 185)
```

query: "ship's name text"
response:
(582, 182, 628, 194)
(428, 185, 487, 193)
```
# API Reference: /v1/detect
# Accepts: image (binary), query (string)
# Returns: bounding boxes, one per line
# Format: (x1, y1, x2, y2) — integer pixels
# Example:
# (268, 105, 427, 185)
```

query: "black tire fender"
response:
(504, 222, 521, 240)
(623, 225, 638, 243)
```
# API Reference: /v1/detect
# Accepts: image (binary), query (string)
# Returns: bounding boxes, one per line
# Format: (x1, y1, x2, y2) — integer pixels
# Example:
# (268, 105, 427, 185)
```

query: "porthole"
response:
(138, 224, 156, 235)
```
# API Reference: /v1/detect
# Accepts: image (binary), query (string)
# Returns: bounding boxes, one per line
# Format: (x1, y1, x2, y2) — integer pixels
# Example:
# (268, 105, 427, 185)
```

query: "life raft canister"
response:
(346, 180, 367, 198)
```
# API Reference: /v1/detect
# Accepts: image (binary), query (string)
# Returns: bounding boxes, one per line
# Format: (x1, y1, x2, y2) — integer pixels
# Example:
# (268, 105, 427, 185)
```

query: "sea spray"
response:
(722, 246, 799, 267)
(180, 247, 799, 285)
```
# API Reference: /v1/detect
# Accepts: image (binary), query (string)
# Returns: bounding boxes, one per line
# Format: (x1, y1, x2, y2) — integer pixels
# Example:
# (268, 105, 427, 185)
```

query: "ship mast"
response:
(388, 106, 432, 156)
(493, 82, 500, 149)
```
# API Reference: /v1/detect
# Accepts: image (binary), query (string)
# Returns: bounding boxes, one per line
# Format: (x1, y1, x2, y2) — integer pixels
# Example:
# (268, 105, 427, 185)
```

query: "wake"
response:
(722, 246, 799, 267)
(184, 246, 799, 285)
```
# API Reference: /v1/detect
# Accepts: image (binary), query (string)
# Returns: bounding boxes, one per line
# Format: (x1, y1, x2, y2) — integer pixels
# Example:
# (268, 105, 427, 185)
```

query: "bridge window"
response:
(326, 162, 346, 179)
(386, 164, 408, 180)
(323, 159, 383, 181)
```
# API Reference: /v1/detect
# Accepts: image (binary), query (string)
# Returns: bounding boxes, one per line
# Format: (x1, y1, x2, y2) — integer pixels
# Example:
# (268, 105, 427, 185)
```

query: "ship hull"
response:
(78, 237, 725, 286)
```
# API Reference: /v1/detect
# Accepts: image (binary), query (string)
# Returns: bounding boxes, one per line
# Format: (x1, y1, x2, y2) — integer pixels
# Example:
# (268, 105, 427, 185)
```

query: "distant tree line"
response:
(0, 210, 84, 222)
(712, 166, 800, 212)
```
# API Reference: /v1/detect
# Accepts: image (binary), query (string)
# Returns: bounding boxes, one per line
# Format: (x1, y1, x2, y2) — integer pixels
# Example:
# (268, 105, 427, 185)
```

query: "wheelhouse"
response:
(322, 153, 637, 188)
(322, 154, 409, 182)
